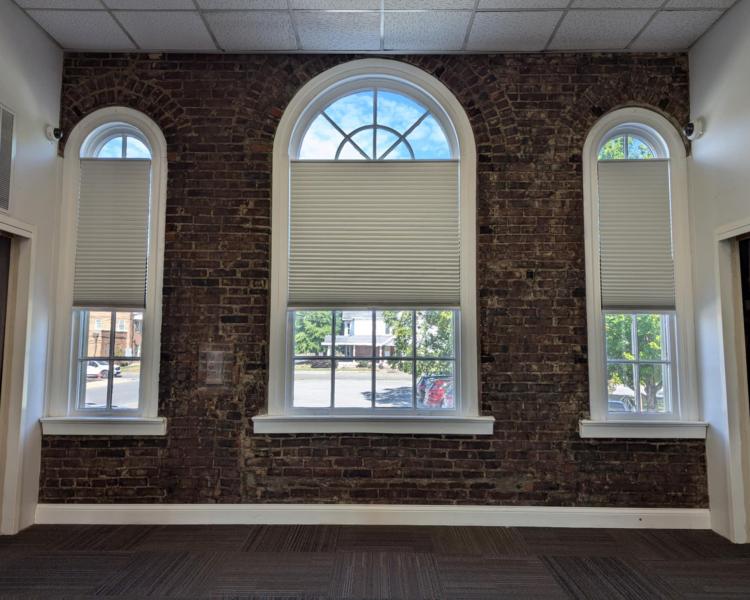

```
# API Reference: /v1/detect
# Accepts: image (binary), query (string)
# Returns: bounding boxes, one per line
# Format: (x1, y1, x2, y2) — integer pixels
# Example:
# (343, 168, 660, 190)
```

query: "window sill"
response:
(579, 419, 707, 439)
(40, 416, 167, 436)
(252, 414, 495, 435)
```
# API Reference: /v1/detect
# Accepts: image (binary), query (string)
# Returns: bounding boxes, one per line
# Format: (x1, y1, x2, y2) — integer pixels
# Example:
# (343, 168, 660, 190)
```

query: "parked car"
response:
(418, 374, 454, 409)
(86, 361, 121, 379)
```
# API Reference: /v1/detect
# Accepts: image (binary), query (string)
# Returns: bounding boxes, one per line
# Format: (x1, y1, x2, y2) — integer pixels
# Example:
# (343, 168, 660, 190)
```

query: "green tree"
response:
(382, 310, 453, 376)
(294, 311, 331, 356)
(605, 313, 665, 411)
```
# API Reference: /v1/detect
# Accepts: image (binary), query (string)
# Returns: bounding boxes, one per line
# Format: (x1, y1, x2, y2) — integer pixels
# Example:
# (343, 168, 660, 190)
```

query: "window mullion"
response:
(411, 310, 417, 409)
(330, 311, 336, 409)
(106, 310, 116, 410)
(371, 309, 376, 409)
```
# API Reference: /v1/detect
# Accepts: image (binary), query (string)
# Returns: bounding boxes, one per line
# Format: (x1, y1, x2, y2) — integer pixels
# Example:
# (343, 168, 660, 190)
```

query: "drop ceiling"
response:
(14, 0, 738, 53)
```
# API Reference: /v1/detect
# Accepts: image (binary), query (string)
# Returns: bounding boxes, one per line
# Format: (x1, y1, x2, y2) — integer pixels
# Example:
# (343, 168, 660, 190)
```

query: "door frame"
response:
(0, 213, 35, 534)
(714, 218, 750, 543)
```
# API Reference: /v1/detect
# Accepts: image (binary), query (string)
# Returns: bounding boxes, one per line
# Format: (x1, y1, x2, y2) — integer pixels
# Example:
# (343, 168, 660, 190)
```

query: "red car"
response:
(421, 376, 454, 409)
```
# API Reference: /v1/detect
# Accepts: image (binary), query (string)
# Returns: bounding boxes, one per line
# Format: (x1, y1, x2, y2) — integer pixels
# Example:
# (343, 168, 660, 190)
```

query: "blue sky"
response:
(299, 89, 451, 160)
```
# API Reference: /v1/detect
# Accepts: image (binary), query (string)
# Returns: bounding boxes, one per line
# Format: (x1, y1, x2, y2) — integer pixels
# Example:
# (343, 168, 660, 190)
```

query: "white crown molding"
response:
(34, 503, 711, 530)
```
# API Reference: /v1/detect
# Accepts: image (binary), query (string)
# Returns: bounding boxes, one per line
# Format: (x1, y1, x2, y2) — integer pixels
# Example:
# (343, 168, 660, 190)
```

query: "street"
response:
(84, 371, 140, 409)
(294, 367, 413, 408)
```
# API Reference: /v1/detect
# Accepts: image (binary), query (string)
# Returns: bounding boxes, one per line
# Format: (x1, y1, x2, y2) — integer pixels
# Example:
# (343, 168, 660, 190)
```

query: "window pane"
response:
(81, 360, 110, 409)
(375, 360, 413, 408)
(294, 311, 332, 357)
(607, 363, 636, 413)
(111, 360, 139, 410)
(377, 90, 426, 134)
(324, 90, 374, 134)
(334, 360, 372, 408)
(350, 129, 374, 160)
(405, 114, 451, 159)
(293, 359, 331, 408)
(639, 363, 670, 413)
(98, 136, 123, 158)
(627, 135, 655, 160)
(416, 310, 454, 357)
(337, 141, 367, 160)
(375, 128, 400, 160)
(378, 310, 412, 358)
(637, 314, 667, 361)
(126, 136, 151, 159)
(416, 360, 454, 409)
(335, 310, 372, 357)
(85, 310, 112, 357)
(299, 113, 344, 160)
(604, 313, 634, 360)
(598, 135, 625, 160)
(114, 311, 143, 358)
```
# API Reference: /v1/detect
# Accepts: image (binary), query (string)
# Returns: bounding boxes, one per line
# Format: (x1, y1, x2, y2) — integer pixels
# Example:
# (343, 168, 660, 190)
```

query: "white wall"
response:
(0, 0, 62, 531)
(689, 0, 750, 543)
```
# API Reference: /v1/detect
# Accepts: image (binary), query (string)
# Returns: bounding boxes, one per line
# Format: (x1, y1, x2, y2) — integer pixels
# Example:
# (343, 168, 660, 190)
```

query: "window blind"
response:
(289, 161, 460, 307)
(74, 159, 151, 308)
(597, 159, 675, 310)
(0, 108, 14, 211)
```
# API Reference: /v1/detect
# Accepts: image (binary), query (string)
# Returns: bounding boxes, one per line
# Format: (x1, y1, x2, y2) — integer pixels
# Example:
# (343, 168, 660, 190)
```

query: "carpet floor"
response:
(0, 524, 748, 599)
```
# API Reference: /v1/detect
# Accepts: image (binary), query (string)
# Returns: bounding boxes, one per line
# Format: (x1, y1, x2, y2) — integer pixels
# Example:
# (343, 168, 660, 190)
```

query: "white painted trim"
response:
(34, 503, 711, 530)
(579, 419, 707, 439)
(0, 215, 35, 534)
(48, 107, 167, 421)
(582, 107, 700, 423)
(39, 416, 166, 436)
(268, 59, 479, 423)
(711, 222, 750, 543)
(253, 414, 494, 435)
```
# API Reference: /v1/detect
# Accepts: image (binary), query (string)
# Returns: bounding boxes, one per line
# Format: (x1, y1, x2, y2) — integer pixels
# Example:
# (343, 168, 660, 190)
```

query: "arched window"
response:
(45, 108, 166, 435)
(580, 108, 700, 438)
(257, 59, 490, 435)
(81, 122, 152, 160)
(297, 88, 452, 160)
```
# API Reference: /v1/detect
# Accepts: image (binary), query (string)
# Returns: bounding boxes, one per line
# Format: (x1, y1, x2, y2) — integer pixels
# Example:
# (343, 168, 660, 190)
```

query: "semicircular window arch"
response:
(298, 87, 453, 161)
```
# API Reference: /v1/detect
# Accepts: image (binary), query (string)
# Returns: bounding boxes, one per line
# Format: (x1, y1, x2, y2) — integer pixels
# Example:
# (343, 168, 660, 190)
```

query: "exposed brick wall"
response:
(39, 53, 708, 507)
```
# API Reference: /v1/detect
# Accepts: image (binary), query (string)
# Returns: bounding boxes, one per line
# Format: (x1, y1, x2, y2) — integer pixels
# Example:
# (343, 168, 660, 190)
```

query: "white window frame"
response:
(42, 107, 167, 436)
(580, 107, 705, 439)
(254, 59, 492, 435)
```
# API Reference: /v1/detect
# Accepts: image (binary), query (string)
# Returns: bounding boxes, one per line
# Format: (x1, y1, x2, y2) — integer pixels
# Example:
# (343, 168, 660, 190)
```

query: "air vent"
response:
(0, 106, 15, 212)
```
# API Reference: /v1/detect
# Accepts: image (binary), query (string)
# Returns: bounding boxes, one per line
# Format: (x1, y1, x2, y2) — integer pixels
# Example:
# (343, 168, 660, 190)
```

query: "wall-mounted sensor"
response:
(45, 125, 63, 142)
(683, 118, 704, 141)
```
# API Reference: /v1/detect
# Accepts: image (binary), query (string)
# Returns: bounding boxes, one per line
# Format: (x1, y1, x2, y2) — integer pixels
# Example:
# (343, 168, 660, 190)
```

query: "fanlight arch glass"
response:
(597, 123, 667, 161)
(298, 88, 452, 161)
(80, 122, 152, 160)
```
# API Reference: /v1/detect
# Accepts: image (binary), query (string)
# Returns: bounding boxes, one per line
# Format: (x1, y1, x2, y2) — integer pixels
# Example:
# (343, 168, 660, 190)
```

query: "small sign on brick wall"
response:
(199, 343, 235, 386)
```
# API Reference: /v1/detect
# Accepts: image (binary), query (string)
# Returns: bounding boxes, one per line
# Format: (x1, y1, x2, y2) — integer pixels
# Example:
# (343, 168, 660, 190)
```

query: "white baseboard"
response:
(34, 503, 711, 530)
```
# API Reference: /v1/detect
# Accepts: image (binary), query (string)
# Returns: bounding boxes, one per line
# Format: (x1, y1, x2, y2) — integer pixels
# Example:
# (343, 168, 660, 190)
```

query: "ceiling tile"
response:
(296, 11, 380, 50)
(384, 10, 471, 50)
(572, 0, 662, 7)
(26, 9, 136, 50)
(205, 11, 297, 50)
(103, 0, 195, 8)
(115, 10, 217, 50)
(196, 0, 286, 7)
(665, 0, 735, 7)
(291, 0, 379, 8)
(478, 0, 568, 8)
(467, 11, 562, 51)
(630, 9, 723, 50)
(385, 0, 475, 8)
(17, 0, 102, 7)
(548, 9, 653, 50)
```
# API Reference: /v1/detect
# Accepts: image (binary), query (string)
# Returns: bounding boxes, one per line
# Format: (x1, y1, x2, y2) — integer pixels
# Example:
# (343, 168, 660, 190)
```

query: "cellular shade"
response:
(74, 159, 151, 308)
(289, 161, 460, 307)
(597, 159, 675, 310)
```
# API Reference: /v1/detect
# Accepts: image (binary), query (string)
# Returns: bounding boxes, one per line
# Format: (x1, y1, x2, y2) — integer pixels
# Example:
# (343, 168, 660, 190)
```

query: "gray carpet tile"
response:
(0, 525, 748, 599)
(241, 525, 341, 553)
(328, 551, 443, 599)
(542, 556, 679, 600)
(435, 556, 569, 599)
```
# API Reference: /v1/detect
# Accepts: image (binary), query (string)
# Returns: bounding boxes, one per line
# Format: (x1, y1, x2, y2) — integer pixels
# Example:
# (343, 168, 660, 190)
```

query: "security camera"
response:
(683, 118, 704, 141)
(45, 125, 63, 142)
